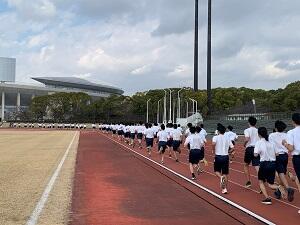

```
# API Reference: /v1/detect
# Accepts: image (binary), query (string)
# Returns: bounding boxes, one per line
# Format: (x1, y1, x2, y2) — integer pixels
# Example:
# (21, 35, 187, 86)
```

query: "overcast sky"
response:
(0, 0, 300, 94)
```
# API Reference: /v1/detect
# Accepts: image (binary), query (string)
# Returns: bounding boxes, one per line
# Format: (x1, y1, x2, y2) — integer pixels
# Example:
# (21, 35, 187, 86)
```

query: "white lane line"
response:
(26, 132, 78, 225)
(103, 134, 276, 225)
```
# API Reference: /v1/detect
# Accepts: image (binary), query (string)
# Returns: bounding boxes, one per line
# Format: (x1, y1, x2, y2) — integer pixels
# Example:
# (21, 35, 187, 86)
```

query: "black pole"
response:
(194, 0, 199, 92)
(207, 0, 212, 114)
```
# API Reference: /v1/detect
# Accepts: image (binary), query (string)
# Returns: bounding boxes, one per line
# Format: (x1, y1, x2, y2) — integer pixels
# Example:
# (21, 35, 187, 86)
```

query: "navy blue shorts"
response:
(112, 130, 116, 134)
(214, 155, 229, 175)
(167, 139, 173, 147)
(172, 140, 181, 151)
(146, 138, 154, 147)
(258, 161, 276, 184)
(125, 132, 130, 138)
(244, 147, 260, 166)
(276, 153, 288, 174)
(189, 149, 204, 165)
(130, 133, 136, 139)
(158, 141, 167, 153)
(137, 133, 143, 140)
(292, 155, 300, 181)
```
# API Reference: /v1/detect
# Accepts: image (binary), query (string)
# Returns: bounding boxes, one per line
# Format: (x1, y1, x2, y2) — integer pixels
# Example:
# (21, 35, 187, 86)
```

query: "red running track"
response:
(70, 131, 267, 225)
(102, 131, 300, 224)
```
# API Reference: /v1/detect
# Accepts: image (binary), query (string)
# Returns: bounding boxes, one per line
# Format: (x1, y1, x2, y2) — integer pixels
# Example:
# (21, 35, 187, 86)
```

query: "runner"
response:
(212, 125, 233, 194)
(170, 124, 182, 162)
(137, 122, 145, 149)
(269, 120, 294, 202)
(283, 113, 300, 213)
(244, 117, 260, 188)
(129, 124, 136, 147)
(254, 127, 286, 205)
(144, 123, 155, 157)
(184, 126, 205, 180)
(157, 124, 168, 164)
(225, 125, 238, 163)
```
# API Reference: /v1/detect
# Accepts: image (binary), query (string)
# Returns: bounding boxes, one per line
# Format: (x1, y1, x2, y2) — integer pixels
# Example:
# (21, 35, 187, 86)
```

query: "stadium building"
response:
(0, 57, 124, 121)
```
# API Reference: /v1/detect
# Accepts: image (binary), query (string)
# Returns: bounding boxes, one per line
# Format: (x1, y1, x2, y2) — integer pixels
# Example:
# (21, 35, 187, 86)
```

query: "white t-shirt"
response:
(269, 132, 288, 155)
(177, 127, 183, 134)
(157, 130, 168, 142)
(137, 125, 145, 134)
(130, 126, 136, 134)
(152, 126, 159, 134)
(254, 139, 276, 162)
(200, 129, 207, 137)
(144, 128, 155, 139)
(244, 127, 259, 147)
(185, 128, 191, 137)
(165, 128, 174, 138)
(225, 131, 238, 142)
(184, 134, 204, 150)
(287, 127, 300, 156)
(171, 129, 182, 141)
(212, 135, 233, 156)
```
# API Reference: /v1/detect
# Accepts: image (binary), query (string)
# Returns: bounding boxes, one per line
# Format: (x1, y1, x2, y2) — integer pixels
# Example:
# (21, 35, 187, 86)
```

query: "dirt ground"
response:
(0, 130, 79, 225)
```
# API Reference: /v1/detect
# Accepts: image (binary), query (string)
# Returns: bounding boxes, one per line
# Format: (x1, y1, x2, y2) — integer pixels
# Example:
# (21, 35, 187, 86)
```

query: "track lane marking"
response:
(26, 132, 78, 225)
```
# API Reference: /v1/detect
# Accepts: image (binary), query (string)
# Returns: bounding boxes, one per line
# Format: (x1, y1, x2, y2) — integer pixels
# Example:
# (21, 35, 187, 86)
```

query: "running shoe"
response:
(222, 188, 228, 194)
(161, 160, 164, 164)
(191, 174, 196, 180)
(169, 154, 172, 158)
(175, 159, 179, 162)
(287, 188, 295, 202)
(261, 198, 272, 205)
(220, 176, 226, 189)
(245, 181, 251, 188)
(197, 166, 203, 175)
(274, 189, 281, 199)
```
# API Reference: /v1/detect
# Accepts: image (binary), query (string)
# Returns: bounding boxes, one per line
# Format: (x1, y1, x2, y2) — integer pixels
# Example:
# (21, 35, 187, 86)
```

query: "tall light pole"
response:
(163, 90, 167, 123)
(168, 89, 174, 122)
(194, 0, 199, 91)
(157, 99, 162, 124)
(177, 88, 185, 119)
(189, 98, 197, 114)
(186, 101, 189, 118)
(146, 99, 151, 123)
(207, 0, 212, 114)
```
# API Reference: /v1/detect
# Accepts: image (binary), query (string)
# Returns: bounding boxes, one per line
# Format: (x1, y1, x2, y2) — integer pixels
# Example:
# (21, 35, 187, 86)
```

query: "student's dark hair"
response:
(217, 123, 223, 129)
(173, 124, 178, 129)
(154, 123, 158, 126)
(275, 120, 287, 132)
(258, 127, 269, 141)
(200, 124, 204, 128)
(227, 125, 233, 131)
(161, 124, 165, 130)
(248, 117, 257, 126)
(189, 126, 196, 134)
(195, 126, 202, 133)
(187, 123, 192, 128)
(217, 125, 226, 134)
(139, 122, 143, 125)
(292, 113, 300, 125)
(145, 123, 149, 129)
(178, 124, 181, 127)
(148, 123, 152, 128)
(169, 123, 173, 128)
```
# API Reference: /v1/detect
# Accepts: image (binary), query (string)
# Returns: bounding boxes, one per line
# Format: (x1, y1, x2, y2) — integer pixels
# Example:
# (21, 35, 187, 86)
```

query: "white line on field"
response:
(26, 131, 78, 225)
(103, 134, 276, 225)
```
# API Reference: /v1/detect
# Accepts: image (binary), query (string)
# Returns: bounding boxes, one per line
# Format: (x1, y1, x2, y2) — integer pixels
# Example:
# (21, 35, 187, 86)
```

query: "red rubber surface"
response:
(70, 131, 265, 225)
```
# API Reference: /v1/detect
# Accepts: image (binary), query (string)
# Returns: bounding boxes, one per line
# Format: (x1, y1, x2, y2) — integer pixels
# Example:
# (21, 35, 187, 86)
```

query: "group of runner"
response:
(101, 112, 300, 211)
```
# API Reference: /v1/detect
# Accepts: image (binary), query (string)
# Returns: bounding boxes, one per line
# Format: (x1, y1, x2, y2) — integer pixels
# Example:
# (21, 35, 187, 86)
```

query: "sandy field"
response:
(0, 130, 79, 225)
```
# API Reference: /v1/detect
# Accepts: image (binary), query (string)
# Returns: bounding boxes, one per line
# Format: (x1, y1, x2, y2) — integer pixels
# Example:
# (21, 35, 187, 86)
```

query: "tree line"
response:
(22, 81, 300, 123)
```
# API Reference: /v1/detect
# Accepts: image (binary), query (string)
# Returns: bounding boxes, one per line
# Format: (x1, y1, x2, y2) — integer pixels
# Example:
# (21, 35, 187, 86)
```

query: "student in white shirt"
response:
(166, 123, 174, 158)
(129, 124, 136, 147)
(244, 117, 260, 188)
(177, 124, 183, 134)
(212, 125, 233, 194)
(152, 123, 160, 138)
(200, 124, 207, 138)
(283, 113, 300, 213)
(269, 120, 294, 202)
(136, 122, 145, 149)
(254, 127, 286, 205)
(184, 126, 205, 180)
(170, 124, 182, 162)
(157, 124, 168, 164)
(225, 125, 238, 163)
(144, 123, 155, 156)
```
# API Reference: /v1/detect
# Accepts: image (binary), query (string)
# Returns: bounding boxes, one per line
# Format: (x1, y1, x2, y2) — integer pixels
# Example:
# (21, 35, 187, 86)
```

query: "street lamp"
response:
(189, 98, 198, 114)
(186, 101, 189, 118)
(177, 88, 185, 119)
(146, 99, 151, 123)
(163, 90, 167, 124)
(168, 89, 174, 123)
(157, 99, 162, 124)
